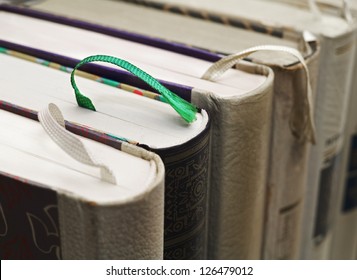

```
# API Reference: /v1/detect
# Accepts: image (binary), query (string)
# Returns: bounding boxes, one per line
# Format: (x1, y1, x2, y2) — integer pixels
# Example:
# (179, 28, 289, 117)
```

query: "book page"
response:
(139, 0, 350, 37)
(0, 109, 158, 203)
(0, 54, 209, 148)
(0, 11, 267, 96)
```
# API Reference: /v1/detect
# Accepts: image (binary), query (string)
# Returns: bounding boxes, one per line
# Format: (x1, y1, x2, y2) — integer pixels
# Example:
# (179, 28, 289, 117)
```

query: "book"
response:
(0, 101, 165, 259)
(0, 4, 275, 260)
(264, 0, 357, 19)
(0, 50, 213, 260)
(273, 0, 357, 260)
(127, 0, 357, 259)
(26, 0, 323, 260)
(244, 0, 357, 260)
(329, 98, 357, 259)
(213, 0, 356, 260)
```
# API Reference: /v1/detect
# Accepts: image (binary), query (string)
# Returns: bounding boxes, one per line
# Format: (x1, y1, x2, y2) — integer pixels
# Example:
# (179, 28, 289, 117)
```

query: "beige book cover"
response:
(310, 0, 357, 260)
(0, 102, 165, 259)
(248, 0, 357, 261)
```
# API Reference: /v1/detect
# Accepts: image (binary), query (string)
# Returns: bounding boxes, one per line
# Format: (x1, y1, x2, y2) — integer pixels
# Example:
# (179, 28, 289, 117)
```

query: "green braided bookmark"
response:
(71, 55, 198, 123)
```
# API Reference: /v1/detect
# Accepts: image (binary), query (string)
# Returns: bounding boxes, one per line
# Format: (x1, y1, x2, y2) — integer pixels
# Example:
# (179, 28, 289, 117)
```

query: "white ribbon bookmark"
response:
(38, 103, 117, 185)
(308, 0, 323, 19)
(342, 0, 354, 25)
(202, 44, 317, 144)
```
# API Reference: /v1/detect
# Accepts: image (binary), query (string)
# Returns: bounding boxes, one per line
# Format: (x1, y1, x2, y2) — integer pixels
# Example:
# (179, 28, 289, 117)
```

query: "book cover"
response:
(330, 22, 357, 259)
(294, 0, 357, 260)
(215, 0, 356, 260)
(0, 5, 275, 259)
(0, 101, 165, 259)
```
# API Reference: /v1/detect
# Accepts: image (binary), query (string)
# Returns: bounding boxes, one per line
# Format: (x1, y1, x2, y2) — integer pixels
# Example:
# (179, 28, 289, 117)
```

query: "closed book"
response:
(267, 0, 357, 19)
(0, 4, 275, 259)
(0, 49, 212, 260)
(227, 0, 357, 260)
(329, 97, 357, 259)
(30, 0, 324, 260)
(223, 0, 356, 260)
(0, 101, 165, 259)
(131, 0, 357, 259)
(318, 1, 357, 259)
(290, 0, 357, 260)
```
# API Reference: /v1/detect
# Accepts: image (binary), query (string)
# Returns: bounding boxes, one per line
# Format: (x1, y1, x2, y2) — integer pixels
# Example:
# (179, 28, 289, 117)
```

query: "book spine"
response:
(0, 172, 61, 259)
(305, 32, 356, 259)
(191, 64, 274, 260)
(330, 56, 357, 258)
(262, 49, 320, 260)
(329, 132, 357, 259)
(153, 121, 211, 260)
(57, 177, 164, 260)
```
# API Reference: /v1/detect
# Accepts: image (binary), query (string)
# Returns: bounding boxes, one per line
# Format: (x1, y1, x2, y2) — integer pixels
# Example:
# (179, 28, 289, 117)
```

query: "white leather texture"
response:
(58, 142, 165, 259)
(262, 50, 320, 259)
(192, 62, 274, 259)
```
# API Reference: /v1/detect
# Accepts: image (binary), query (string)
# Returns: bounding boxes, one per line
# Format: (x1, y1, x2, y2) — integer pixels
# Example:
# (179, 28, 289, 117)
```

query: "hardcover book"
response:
(0, 50, 213, 260)
(0, 3, 276, 260)
(237, 0, 357, 260)
(29, 0, 323, 260)
(123, 0, 357, 259)
(222, 0, 356, 260)
(314, 0, 357, 259)
(278, 0, 357, 260)
(0, 101, 165, 259)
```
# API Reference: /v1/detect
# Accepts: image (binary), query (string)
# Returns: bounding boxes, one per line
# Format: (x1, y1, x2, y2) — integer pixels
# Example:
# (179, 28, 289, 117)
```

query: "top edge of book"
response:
(0, 8, 272, 95)
(114, 0, 352, 37)
(22, 0, 317, 64)
(0, 107, 163, 204)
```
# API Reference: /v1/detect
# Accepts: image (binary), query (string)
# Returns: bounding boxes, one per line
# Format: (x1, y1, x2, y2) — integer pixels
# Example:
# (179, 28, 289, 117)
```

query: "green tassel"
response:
(70, 55, 197, 123)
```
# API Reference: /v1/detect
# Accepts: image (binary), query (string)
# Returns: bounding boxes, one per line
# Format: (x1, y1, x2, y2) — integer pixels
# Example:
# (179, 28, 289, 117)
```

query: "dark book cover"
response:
(0, 172, 60, 260)
(153, 119, 210, 260)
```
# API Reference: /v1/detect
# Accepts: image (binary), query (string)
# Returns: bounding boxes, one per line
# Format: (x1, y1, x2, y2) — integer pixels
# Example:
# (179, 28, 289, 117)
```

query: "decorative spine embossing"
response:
(154, 122, 210, 260)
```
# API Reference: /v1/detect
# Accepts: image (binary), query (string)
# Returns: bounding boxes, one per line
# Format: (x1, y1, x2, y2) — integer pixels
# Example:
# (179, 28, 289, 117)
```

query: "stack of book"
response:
(109, 0, 357, 260)
(0, 0, 356, 260)
(24, 0, 321, 261)
(0, 3, 274, 259)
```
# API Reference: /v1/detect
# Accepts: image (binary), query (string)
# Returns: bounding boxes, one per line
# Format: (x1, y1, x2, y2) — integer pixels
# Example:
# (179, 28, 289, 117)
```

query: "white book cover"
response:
(0, 102, 165, 259)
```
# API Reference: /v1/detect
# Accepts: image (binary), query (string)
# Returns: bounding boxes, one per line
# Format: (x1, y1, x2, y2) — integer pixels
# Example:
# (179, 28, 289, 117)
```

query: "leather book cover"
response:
(0, 101, 165, 259)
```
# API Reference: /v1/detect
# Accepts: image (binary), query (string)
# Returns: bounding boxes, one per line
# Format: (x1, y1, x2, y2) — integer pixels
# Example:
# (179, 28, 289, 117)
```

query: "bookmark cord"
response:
(343, 0, 354, 25)
(202, 45, 317, 144)
(0, 47, 166, 104)
(38, 103, 117, 185)
(71, 55, 197, 123)
(308, 0, 322, 19)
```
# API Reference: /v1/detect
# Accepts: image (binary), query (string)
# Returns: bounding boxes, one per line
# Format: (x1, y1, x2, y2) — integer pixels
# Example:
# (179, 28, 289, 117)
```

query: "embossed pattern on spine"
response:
(154, 123, 210, 260)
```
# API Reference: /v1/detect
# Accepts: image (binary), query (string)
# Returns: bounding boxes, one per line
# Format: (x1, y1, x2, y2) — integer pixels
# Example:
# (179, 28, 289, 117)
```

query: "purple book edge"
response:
(0, 4, 225, 102)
